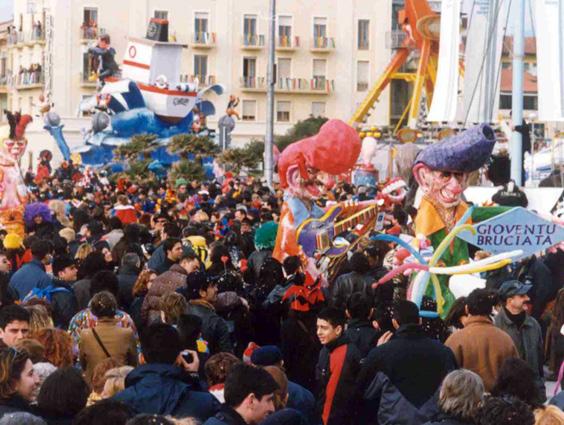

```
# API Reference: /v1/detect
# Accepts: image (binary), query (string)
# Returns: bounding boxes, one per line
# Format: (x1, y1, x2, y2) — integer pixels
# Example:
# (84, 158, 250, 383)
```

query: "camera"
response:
(181, 351, 194, 363)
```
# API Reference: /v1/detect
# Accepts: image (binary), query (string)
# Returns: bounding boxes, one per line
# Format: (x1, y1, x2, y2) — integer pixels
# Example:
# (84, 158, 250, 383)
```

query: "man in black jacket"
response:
(316, 307, 361, 425)
(184, 271, 233, 354)
(359, 300, 457, 425)
(51, 256, 79, 328)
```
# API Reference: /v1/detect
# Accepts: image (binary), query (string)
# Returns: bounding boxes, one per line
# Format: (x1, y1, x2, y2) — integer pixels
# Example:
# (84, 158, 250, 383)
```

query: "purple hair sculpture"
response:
(24, 202, 53, 227)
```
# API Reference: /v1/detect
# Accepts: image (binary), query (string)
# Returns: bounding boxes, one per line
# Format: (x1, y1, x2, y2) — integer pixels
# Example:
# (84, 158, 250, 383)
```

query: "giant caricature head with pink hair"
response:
(277, 119, 361, 199)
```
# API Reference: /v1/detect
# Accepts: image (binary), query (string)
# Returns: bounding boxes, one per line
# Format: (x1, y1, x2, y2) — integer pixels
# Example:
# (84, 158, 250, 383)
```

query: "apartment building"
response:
(5, 0, 395, 165)
(0, 20, 12, 120)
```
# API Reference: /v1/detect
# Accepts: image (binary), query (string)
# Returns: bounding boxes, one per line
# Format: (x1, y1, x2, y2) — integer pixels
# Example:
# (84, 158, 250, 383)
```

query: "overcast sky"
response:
(0, 0, 12, 22)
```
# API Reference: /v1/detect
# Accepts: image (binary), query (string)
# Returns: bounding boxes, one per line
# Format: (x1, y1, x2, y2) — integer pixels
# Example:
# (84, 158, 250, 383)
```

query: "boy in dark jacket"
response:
(112, 323, 219, 421)
(204, 363, 278, 425)
(316, 307, 361, 425)
(344, 293, 381, 359)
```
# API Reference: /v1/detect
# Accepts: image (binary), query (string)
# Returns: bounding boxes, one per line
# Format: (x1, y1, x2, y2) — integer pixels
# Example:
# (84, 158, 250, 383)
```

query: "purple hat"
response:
(414, 124, 496, 173)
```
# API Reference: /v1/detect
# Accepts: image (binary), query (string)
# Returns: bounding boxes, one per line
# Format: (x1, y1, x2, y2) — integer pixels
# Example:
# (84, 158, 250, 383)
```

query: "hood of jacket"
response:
(117, 363, 194, 414)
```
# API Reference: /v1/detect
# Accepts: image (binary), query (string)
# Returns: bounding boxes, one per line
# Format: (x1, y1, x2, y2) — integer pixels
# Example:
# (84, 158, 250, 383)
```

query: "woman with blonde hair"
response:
(534, 405, 564, 425)
(423, 369, 485, 425)
(101, 365, 134, 398)
(87, 357, 123, 405)
(23, 304, 53, 335)
(48, 200, 71, 228)
(74, 243, 94, 265)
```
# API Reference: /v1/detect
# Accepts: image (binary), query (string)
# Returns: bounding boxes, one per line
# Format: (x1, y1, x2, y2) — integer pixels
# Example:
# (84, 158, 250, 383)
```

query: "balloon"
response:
(372, 263, 429, 288)
(429, 224, 476, 267)
(371, 234, 428, 264)
(428, 249, 523, 275)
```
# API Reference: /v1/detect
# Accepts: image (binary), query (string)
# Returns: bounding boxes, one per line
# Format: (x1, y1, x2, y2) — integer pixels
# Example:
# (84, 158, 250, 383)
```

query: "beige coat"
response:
(445, 315, 519, 391)
(79, 317, 137, 384)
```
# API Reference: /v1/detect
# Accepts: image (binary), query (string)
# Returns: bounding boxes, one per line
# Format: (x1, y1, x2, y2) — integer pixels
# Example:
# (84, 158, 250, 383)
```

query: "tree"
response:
(169, 159, 205, 182)
(114, 134, 159, 159)
(217, 139, 264, 174)
(275, 116, 328, 151)
(168, 134, 220, 159)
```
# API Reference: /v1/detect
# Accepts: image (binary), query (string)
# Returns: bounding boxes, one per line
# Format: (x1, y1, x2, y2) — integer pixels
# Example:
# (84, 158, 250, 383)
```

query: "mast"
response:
(510, 0, 525, 184)
(264, 0, 276, 189)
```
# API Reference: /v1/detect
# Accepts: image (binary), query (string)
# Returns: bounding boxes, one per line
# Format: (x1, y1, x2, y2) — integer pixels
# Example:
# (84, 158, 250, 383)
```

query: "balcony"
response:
(0, 75, 8, 93)
(386, 30, 407, 50)
(80, 71, 98, 87)
(25, 29, 45, 46)
(276, 36, 300, 52)
(192, 32, 216, 49)
(310, 37, 336, 53)
(240, 76, 266, 91)
(179, 74, 217, 89)
(240, 76, 333, 94)
(277, 77, 333, 94)
(15, 71, 44, 90)
(241, 34, 265, 50)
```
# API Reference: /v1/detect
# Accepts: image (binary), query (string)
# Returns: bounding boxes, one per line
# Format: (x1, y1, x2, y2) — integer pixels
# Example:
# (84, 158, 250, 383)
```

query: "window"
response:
(358, 19, 369, 49)
(194, 12, 209, 43)
(277, 101, 291, 122)
(313, 17, 327, 43)
(81, 95, 94, 117)
(313, 59, 326, 88)
(243, 57, 256, 87)
(357, 61, 369, 91)
(194, 55, 208, 81)
(244, 14, 257, 38)
(154, 10, 168, 20)
(277, 58, 291, 79)
(524, 95, 538, 111)
(500, 94, 512, 110)
(312, 102, 326, 117)
(82, 52, 94, 81)
(278, 15, 292, 46)
(82, 7, 98, 39)
(242, 100, 256, 121)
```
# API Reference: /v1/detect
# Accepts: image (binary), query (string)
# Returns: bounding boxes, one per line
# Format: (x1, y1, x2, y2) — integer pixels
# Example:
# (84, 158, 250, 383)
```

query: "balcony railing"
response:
(277, 77, 333, 93)
(8, 31, 44, 46)
(192, 32, 216, 48)
(14, 71, 44, 89)
(386, 30, 407, 49)
(311, 37, 335, 51)
(276, 36, 300, 50)
(242, 34, 265, 49)
(0, 75, 8, 87)
(240, 76, 333, 94)
(240, 76, 266, 90)
(179, 74, 217, 88)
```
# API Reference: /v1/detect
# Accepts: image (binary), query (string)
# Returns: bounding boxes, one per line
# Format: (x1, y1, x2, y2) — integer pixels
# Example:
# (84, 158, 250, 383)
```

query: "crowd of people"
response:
(0, 160, 562, 425)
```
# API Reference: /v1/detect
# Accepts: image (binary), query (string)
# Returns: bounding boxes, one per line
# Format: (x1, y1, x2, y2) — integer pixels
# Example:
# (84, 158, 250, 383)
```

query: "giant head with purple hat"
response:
(413, 124, 496, 211)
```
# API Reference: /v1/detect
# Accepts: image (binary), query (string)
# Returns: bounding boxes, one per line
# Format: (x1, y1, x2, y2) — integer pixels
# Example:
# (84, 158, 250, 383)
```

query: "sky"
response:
(0, 0, 11, 22)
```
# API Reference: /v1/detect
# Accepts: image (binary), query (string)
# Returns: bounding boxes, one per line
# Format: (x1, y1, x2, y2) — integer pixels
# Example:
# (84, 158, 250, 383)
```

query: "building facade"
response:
(4, 0, 395, 165)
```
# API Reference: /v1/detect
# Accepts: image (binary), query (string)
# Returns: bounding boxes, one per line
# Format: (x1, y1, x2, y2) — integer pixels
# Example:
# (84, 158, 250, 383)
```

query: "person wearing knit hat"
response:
(251, 346, 283, 367)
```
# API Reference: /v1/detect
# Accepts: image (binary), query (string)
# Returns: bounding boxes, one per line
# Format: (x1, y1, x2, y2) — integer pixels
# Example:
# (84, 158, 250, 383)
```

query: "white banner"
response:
(462, 0, 508, 124)
(535, 0, 564, 122)
(427, 0, 461, 123)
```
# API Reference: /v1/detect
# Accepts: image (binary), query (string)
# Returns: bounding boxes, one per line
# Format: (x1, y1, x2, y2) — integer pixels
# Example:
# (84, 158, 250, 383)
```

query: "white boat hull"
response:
(138, 83, 198, 123)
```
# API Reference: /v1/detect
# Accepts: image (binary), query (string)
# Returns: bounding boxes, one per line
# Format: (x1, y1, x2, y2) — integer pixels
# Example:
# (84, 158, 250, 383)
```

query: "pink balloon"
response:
(372, 263, 429, 289)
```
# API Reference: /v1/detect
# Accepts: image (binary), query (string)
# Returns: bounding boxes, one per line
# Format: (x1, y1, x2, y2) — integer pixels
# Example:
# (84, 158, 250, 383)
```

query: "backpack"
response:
(23, 285, 71, 305)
